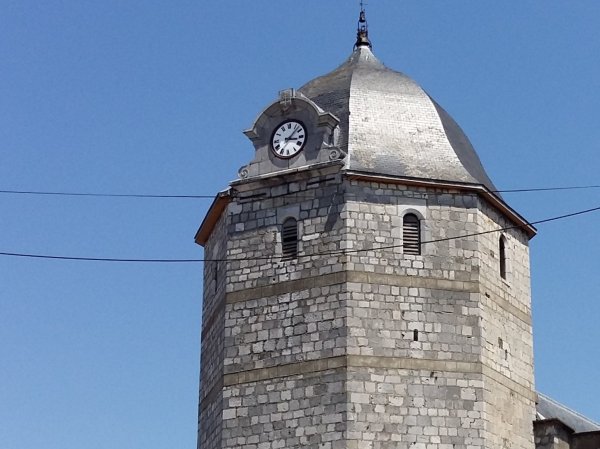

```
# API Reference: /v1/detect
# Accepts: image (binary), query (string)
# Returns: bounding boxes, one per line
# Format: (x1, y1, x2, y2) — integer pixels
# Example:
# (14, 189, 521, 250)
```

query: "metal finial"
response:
(355, 1, 372, 49)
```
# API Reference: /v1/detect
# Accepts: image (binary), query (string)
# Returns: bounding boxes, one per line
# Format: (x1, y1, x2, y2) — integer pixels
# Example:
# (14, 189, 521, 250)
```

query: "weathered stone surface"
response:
(198, 168, 535, 449)
(199, 213, 228, 449)
(534, 420, 573, 449)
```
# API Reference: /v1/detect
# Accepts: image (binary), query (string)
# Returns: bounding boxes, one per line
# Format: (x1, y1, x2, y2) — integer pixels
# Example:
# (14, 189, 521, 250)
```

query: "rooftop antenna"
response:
(355, 0, 372, 49)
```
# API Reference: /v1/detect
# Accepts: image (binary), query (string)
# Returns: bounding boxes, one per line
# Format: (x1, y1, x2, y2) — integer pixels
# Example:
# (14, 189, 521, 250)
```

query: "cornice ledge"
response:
(343, 170, 537, 239)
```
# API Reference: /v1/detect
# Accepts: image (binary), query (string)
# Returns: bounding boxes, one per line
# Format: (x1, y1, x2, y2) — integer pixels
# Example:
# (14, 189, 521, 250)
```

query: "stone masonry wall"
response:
(347, 367, 485, 449)
(198, 170, 535, 449)
(199, 213, 228, 449)
(477, 198, 535, 449)
(217, 168, 349, 449)
(534, 420, 572, 449)
(342, 181, 488, 448)
(225, 168, 346, 293)
(221, 369, 346, 449)
(224, 284, 346, 374)
(341, 180, 533, 448)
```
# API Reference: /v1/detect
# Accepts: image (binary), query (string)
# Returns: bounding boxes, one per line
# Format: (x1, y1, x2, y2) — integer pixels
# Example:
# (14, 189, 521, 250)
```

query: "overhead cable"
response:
(0, 184, 599, 199)
(0, 190, 215, 199)
(0, 204, 598, 264)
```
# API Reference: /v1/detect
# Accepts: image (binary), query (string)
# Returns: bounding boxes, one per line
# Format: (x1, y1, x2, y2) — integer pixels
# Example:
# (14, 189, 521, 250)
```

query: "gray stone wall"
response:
(477, 199, 535, 449)
(224, 283, 346, 374)
(199, 214, 228, 449)
(197, 168, 535, 449)
(342, 182, 486, 449)
(534, 420, 572, 449)
(534, 421, 600, 449)
(346, 366, 485, 449)
(222, 370, 346, 449)
(225, 167, 346, 293)
(215, 169, 348, 449)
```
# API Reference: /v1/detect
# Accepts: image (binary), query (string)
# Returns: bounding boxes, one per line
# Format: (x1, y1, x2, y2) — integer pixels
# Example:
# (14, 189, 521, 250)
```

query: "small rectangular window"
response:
(214, 261, 218, 292)
(499, 236, 507, 279)
(403, 214, 421, 255)
(282, 218, 298, 260)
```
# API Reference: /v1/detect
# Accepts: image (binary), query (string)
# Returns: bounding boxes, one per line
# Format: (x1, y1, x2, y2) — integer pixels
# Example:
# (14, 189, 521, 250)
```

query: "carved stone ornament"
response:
(238, 166, 249, 179)
(329, 149, 343, 161)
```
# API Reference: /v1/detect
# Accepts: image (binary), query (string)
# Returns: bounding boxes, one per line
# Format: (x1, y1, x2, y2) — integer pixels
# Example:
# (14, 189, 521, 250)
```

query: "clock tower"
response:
(196, 10, 537, 449)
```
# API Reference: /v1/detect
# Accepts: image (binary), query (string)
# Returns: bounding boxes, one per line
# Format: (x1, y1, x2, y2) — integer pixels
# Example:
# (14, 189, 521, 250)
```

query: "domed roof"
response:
(299, 46, 497, 191)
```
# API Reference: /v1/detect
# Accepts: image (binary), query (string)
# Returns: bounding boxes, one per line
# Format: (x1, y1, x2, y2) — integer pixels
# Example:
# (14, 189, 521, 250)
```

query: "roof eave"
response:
(194, 190, 232, 247)
(344, 170, 537, 239)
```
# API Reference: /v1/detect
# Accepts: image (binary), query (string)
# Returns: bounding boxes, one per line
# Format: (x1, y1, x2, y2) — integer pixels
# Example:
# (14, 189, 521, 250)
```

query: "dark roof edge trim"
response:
(195, 190, 232, 246)
(573, 430, 600, 437)
(195, 162, 345, 246)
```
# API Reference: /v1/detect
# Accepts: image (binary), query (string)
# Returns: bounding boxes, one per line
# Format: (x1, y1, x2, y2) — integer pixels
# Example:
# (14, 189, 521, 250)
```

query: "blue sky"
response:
(1, 2, 599, 448)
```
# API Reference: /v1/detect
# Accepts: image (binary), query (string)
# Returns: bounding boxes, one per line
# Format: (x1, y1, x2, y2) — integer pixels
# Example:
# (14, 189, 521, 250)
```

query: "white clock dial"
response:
(271, 120, 307, 158)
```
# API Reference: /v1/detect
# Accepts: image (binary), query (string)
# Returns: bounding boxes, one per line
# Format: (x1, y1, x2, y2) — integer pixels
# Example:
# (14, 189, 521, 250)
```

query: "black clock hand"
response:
(285, 129, 302, 147)
(282, 128, 297, 151)
(287, 125, 300, 141)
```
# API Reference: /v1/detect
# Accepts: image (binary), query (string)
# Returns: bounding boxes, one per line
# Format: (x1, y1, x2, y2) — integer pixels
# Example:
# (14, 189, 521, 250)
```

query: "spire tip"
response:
(355, 1, 372, 49)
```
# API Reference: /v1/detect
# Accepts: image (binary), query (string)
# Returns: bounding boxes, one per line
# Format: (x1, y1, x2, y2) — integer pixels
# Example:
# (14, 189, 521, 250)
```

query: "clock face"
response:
(271, 120, 307, 159)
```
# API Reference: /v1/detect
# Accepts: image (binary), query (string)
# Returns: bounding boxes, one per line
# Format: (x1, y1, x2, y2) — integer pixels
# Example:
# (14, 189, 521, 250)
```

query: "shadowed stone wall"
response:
(534, 420, 573, 449)
(199, 214, 228, 449)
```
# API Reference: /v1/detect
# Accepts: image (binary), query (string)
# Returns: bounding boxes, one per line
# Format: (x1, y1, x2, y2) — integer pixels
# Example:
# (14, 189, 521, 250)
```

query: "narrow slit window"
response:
(214, 261, 218, 292)
(413, 329, 419, 341)
(403, 214, 421, 255)
(282, 218, 298, 260)
(499, 236, 507, 280)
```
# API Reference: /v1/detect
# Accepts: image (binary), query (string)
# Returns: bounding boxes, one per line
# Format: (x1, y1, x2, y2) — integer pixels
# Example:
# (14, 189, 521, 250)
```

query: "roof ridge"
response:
(538, 392, 600, 428)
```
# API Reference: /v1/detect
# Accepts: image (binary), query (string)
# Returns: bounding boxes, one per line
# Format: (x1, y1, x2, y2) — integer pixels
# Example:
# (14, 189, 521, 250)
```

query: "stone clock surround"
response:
(240, 93, 342, 179)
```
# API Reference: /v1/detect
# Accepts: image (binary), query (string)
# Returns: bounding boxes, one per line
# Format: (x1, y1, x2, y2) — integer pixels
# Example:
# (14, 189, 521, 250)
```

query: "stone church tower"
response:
(195, 12, 539, 449)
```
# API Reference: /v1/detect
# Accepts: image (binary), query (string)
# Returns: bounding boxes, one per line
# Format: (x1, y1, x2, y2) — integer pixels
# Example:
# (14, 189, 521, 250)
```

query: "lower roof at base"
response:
(536, 392, 600, 433)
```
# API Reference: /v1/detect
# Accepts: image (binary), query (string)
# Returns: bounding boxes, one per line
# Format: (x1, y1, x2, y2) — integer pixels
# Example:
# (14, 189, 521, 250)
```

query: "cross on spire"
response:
(355, 0, 372, 49)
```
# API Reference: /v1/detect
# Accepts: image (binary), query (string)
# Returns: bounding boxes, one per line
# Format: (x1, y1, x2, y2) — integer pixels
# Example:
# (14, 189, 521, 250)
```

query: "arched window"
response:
(499, 236, 507, 280)
(282, 218, 298, 260)
(403, 214, 421, 255)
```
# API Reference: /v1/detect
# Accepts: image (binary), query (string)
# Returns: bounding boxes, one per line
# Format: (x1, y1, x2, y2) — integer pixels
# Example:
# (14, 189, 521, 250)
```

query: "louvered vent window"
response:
(499, 236, 507, 280)
(282, 218, 298, 260)
(403, 214, 421, 255)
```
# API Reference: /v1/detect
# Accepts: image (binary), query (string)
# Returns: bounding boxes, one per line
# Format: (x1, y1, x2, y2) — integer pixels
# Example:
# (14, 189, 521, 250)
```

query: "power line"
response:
(0, 190, 215, 199)
(0, 253, 201, 263)
(497, 185, 600, 193)
(317, 204, 600, 257)
(0, 184, 599, 199)
(1, 204, 598, 264)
